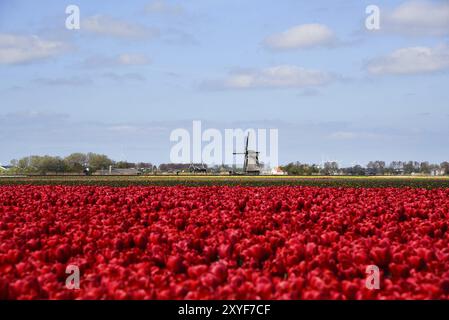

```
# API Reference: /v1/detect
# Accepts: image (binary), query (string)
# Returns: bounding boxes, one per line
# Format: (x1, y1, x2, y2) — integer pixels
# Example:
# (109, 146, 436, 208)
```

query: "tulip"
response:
(1, 185, 449, 299)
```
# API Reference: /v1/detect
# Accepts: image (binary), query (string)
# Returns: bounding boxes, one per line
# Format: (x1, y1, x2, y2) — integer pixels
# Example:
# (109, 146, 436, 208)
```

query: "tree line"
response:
(5, 153, 153, 175)
(2, 154, 449, 176)
(2, 153, 238, 175)
(281, 161, 449, 176)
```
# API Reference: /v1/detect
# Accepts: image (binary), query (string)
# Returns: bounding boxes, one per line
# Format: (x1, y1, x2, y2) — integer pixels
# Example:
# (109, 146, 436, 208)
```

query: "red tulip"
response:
(210, 262, 228, 283)
(0, 279, 9, 300)
(187, 264, 208, 278)
(440, 279, 449, 295)
(1, 185, 449, 299)
(55, 244, 71, 263)
(166, 256, 184, 273)
(134, 234, 148, 250)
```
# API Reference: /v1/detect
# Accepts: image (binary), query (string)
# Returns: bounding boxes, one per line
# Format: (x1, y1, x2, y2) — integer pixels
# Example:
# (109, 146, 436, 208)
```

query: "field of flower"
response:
(1, 185, 449, 300)
(1, 175, 449, 188)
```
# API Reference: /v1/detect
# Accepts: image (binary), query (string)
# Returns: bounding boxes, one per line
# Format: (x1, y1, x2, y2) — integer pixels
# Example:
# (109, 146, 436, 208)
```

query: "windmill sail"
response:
(243, 134, 249, 172)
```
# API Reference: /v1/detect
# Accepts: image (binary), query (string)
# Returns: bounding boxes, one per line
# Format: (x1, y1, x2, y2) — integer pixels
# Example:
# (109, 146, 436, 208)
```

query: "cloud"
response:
(161, 29, 199, 45)
(33, 76, 92, 86)
(366, 45, 449, 75)
(0, 33, 68, 65)
(0, 111, 69, 124)
(83, 15, 159, 40)
(298, 88, 322, 97)
(385, 0, 449, 36)
(2, 115, 449, 166)
(263, 24, 337, 50)
(101, 72, 146, 82)
(0, 112, 176, 163)
(328, 131, 384, 140)
(117, 53, 151, 65)
(82, 53, 151, 68)
(32, 72, 146, 87)
(144, 0, 185, 16)
(107, 125, 140, 133)
(203, 65, 334, 90)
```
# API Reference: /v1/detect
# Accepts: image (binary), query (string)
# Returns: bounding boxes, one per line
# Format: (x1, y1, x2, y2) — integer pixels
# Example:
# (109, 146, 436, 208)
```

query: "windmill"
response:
(233, 133, 261, 175)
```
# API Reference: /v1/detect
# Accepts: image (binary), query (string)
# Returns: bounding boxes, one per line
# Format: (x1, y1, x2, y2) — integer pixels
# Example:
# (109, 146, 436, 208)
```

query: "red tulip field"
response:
(1, 185, 449, 300)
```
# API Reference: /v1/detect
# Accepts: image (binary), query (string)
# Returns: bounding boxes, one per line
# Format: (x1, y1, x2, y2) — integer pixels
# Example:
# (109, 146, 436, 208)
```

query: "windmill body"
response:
(233, 134, 261, 175)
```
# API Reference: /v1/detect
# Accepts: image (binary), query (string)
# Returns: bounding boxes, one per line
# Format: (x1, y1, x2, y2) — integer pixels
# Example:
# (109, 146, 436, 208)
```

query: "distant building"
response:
(431, 169, 445, 176)
(271, 167, 287, 175)
(392, 169, 405, 175)
(94, 168, 141, 175)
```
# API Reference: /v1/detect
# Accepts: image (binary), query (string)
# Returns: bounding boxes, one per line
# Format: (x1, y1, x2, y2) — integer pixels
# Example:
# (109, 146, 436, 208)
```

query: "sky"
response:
(0, 0, 448, 166)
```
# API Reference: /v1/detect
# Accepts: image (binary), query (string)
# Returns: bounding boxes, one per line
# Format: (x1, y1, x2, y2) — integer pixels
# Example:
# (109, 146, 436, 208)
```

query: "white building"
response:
(431, 169, 445, 176)
(271, 167, 287, 175)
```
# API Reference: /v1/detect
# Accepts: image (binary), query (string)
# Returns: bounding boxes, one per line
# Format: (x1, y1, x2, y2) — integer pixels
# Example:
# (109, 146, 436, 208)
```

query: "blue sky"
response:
(1, 0, 448, 166)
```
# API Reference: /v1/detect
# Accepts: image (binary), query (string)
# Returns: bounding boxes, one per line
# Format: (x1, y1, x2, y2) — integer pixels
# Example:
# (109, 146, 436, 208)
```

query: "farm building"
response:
(431, 169, 445, 176)
(0, 165, 12, 172)
(271, 167, 287, 175)
(94, 167, 141, 175)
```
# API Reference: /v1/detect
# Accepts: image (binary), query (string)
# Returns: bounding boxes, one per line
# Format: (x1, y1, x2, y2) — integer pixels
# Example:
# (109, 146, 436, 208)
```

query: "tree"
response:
(87, 153, 113, 171)
(441, 162, 449, 175)
(38, 156, 68, 174)
(389, 161, 404, 175)
(403, 161, 420, 174)
(64, 153, 88, 172)
(342, 165, 366, 176)
(115, 161, 136, 169)
(367, 161, 386, 175)
(420, 162, 431, 174)
(280, 162, 320, 176)
(17, 157, 31, 171)
(14, 155, 68, 174)
(158, 163, 203, 172)
(136, 162, 153, 169)
(321, 162, 339, 176)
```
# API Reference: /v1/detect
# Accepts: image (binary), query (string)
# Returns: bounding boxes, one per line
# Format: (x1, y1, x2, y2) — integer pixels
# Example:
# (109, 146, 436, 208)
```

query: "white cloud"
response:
(144, 0, 185, 16)
(101, 72, 146, 82)
(328, 131, 384, 140)
(385, 0, 449, 36)
(204, 65, 333, 90)
(366, 45, 449, 75)
(82, 53, 151, 68)
(83, 15, 159, 39)
(117, 53, 151, 65)
(33, 76, 92, 86)
(263, 24, 337, 50)
(0, 33, 67, 65)
(32, 72, 146, 86)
